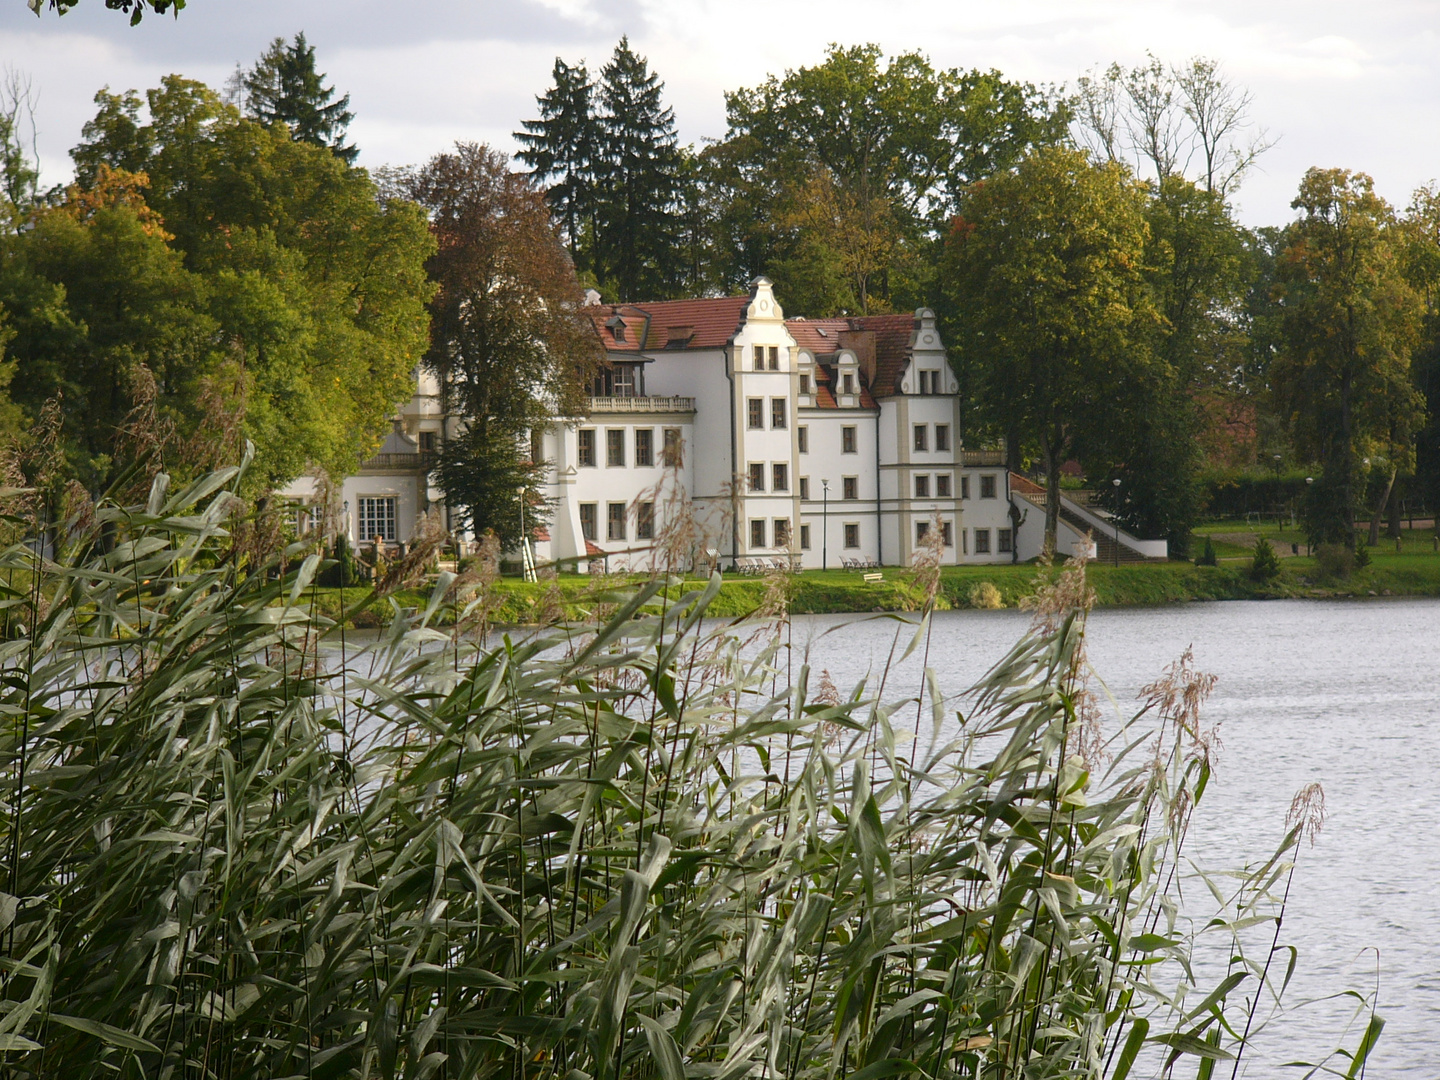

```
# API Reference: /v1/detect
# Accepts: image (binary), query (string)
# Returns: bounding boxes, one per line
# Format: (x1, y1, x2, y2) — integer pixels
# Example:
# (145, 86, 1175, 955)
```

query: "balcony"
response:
(361, 451, 435, 471)
(589, 395, 696, 414)
(961, 449, 1006, 466)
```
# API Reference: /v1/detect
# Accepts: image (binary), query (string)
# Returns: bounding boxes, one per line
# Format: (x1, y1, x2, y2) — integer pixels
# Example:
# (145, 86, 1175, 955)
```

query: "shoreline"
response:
(305, 556, 1440, 628)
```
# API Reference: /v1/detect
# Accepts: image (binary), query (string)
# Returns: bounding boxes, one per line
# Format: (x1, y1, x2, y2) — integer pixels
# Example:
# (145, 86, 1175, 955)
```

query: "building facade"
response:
(284, 276, 1165, 569)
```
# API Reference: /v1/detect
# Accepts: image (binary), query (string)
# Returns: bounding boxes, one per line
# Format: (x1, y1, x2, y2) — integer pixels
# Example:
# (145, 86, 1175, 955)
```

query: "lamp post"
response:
(1111, 478, 1121, 567)
(821, 478, 830, 570)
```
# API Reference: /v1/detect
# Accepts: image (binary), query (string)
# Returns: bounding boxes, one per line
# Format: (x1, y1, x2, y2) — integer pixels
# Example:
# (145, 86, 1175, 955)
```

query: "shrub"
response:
(315, 533, 364, 587)
(0, 465, 1370, 1079)
(1250, 536, 1282, 581)
(969, 579, 1004, 608)
(1196, 534, 1219, 566)
(1354, 537, 1372, 569)
(1315, 542, 1355, 580)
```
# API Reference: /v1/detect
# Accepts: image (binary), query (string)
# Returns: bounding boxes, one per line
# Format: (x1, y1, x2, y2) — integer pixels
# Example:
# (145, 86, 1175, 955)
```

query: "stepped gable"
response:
(584, 295, 752, 353)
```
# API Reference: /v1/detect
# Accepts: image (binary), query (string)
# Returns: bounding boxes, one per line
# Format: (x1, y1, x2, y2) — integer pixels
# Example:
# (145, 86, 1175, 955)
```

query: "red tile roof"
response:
(584, 540, 605, 557)
(1010, 473, 1045, 495)
(849, 313, 919, 398)
(584, 296, 752, 353)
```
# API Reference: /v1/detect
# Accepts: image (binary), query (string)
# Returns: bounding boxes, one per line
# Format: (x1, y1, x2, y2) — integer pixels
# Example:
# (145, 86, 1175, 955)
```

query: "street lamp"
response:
(1111, 478, 1121, 567)
(821, 478, 830, 570)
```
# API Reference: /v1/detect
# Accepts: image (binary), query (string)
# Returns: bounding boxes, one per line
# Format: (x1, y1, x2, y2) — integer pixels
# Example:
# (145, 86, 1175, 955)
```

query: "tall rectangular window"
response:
(980, 474, 997, 498)
(768, 346, 779, 371)
(961, 475, 971, 500)
(771, 398, 787, 428)
(634, 428, 653, 467)
(913, 424, 928, 452)
(799, 476, 810, 500)
(914, 474, 930, 498)
(753, 345, 765, 370)
(607, 429, 626, 467)
(935, 424, 950, 452)
(577, 428, 596, 467)
(747, 398, 763, 429)
(579, 503, 597, 542)
(974, 528, 991, 554)
(942, 520, 954, 547)
(798, 425, 809, 453)
(612, 366, 635, 396)
(916, 520, 930, 543)
(419, 430, 437, 453)
(663, 427, 683, 467)
(799, 373, 811, 395)
(800, 523, 811, 550)
(637, 501, 655, 540)
(772, 463, 789, 491)
(842, 373, 854, 395)
(748, 463, 765, 491)
(998, 528, 1013, 553)
(842, 476, 858, 500)
(844, 523, 860, 549)
(607, 502, 627, 541)
(774, 518, 790, 548)
(936, 473, 952, 497)
(841, 426, 856, 453)
(751, 519, 767, 548)
(357, 496, 397, 543)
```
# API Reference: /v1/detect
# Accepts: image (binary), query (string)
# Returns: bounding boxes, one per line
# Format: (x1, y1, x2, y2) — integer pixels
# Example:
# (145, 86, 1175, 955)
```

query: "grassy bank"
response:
(304, 551, 1440, 628)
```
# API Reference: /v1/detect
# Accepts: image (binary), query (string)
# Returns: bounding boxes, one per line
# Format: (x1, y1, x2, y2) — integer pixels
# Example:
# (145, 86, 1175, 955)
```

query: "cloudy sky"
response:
(3, 0, 1438, 226)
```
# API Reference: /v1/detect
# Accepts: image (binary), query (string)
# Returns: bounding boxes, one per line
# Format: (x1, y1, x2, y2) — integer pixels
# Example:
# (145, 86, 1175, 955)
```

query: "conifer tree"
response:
(594, 37, 682, 301)
(515, 58, 597, 271)
(241, 33, 357, 165)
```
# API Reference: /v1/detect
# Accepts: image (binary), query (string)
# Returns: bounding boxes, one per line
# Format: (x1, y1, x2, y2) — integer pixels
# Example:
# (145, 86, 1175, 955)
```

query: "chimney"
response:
(838, 328, 877, 388)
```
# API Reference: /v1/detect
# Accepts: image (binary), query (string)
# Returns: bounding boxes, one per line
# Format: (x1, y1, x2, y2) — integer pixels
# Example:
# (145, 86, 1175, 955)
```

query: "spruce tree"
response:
(242, 33, 357, 164)
(515, 59, 597, 272)
(594, 37, 682, 301)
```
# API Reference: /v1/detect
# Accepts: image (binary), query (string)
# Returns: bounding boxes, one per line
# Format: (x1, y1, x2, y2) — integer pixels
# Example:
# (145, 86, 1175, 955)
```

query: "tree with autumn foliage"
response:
(403, 143, 600, 546)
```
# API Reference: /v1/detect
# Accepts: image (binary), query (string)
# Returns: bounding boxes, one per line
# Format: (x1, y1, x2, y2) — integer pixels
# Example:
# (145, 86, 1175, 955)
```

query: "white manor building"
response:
(284, 277, 1166, 570)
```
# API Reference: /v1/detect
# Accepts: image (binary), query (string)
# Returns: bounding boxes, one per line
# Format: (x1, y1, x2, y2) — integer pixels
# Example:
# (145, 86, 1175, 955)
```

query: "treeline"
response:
(1, 35, 1438, 558)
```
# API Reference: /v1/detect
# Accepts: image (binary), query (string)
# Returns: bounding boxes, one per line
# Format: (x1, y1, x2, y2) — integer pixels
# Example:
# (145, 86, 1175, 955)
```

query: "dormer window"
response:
(606, 315, 627, 342)
(666, 325, 694, 348)
(842, 373, 854, 396)
(799, 372, 811, 395)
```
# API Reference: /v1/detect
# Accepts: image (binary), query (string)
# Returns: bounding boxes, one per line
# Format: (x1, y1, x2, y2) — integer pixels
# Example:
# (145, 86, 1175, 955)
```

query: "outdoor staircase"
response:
(1057, 504, 1156, 564)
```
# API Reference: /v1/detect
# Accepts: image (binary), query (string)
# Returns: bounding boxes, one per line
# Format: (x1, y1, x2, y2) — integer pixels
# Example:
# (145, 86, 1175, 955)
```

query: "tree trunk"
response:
(1042, 437, 1061, 559)
(1387, 477, 1403, 540)
(1367, 466, 1396, 547)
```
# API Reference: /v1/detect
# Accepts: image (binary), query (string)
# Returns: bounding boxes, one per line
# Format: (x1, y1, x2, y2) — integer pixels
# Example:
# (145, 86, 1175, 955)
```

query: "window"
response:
(980, 474, 997, 499)
(962, 528, 968, 555)
(579, 503, 597, 542)
(663, 427, 683, 467)
(768, 346, 780, 371)
(935, 424, 950, 452)
(914, 475, 930, 498)
(800, 523, 811, 549)
(635, 428, 654, 467)
(799, 373, 811, 395)
(419, 430, 437, 453)
(914, 424, 928, 452)
(798, 425, 809, 453)
(961, 475, 971, 500)
(916, 520, 930, 543)
(842, 373, 854, 395)
(844, 523, 860, 549)
(747, 398, 764, 429)
(612, 366, 635, 396)
(753, 345, 765, 371)
(917, 370, 932, 395)
(748, 463, 765, 492)
(942, 520, 954, 547)
(841, 426, 857, 454)
(771, 398, 787, 429)
(936, 473, 952, 497)
(974, 528, 991, 554)
(842, 476, 858, 500)
(773, 518, 790, 548)
(998, 528, 1013, 554)
(637, 501, 655, 540)
(607, 502, 627, 542)
(607, 429, 626, 467)
(751, 519, 767, 548)
(578, 428, 596, 467)
(772, 462, 789, 492)
(799, 476, 810, 500)
(357, 496, 397, 543)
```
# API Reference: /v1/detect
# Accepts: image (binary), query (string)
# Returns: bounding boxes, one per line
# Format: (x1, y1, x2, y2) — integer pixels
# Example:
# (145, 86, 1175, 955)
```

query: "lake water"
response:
(792, 598, 1440, 1076)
